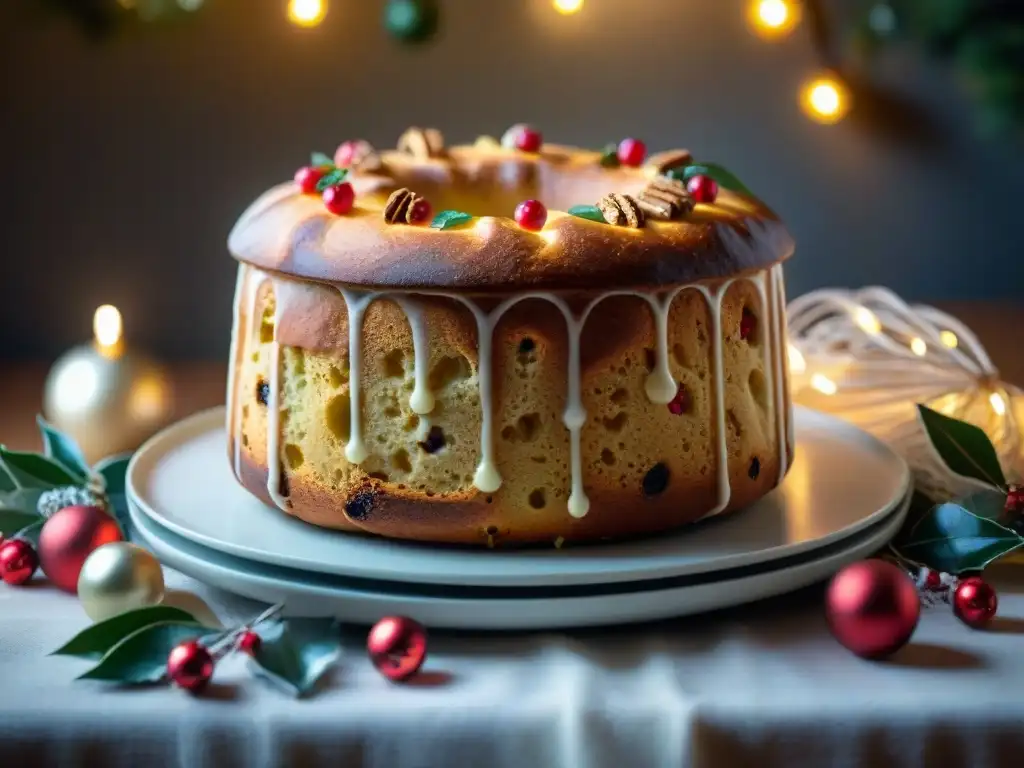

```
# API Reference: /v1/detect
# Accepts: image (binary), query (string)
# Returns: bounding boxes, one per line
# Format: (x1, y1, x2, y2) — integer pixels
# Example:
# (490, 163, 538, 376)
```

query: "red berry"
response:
(322, 182, 355, 215)
(687, 174, 719, 204)
(515, 126, 543, 153)
(367, 616, 428, 682)
(167, 640, 215, 694)
(295, 166, 326, 195)
(740, 308, 757, 341)
(236, 630, 262, 656)
(408, 197, 433, 225)
(923, 569, 943, 591)
(667, 383, 690, 415)
(617, 138, 646, 167)
(334, 140, 358, 167)
(0, 539, 38, 586)
(514, 199, 547, 231)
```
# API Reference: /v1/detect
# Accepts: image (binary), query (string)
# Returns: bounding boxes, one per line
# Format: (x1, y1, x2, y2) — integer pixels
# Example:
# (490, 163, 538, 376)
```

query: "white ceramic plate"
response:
(128, 406, 910, 588)
(130, 492, 911, 630)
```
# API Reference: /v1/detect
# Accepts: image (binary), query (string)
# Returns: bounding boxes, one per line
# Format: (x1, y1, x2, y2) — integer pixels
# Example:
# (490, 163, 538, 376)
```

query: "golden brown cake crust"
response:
(228, 143, 794, 293)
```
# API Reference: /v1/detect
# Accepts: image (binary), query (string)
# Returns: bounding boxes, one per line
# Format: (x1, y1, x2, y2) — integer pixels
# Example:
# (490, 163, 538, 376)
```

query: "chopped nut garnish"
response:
(397, 127, 445, 159)
(597, 193, 645, 228)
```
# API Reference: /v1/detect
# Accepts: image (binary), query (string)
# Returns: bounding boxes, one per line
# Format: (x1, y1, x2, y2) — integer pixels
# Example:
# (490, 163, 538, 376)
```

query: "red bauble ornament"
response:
(687, 174, 719, 204)
(514, 126, 543, 153)
(408, 197, 433, 225)
(0, 539, 39, 586)
(167, 640, 215, 693)
(295, 166, 326, 195)
(667, 383, 690, 415)
(953, 577, 998, 629)
(826, 559, 920, 659)
(236, 630, 262, 656)
(617, 138, 646, 167)
(38, 505, 123, 593)
(514, 199, 547, 231)
(740, 308, 756, 341)
(367, 615, 428, 682)
(322, 182, 355, 215)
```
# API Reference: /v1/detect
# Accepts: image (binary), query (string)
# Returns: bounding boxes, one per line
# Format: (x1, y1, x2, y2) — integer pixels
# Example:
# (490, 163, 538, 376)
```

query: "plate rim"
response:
(127, 406, 911, 588)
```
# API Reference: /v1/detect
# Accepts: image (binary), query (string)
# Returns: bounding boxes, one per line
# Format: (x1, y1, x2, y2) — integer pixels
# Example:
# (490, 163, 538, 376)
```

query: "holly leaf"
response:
(315, 168, 349, 192)
(895, 492, 1024, 574)
(53, 606, 204, 661)
(667, 163, 753, 196)
(0, 509, 41, 536)
(917, 404, 1007, 488)
(36, 416, 90, 482)
(430, 210, 473, 230)
(568, 204, 606, 223)
(0, 462, 17, 493)
(310, 151, 335, 169)
(247, 618, 340, 698)
(598, 143, 619, 168)
(77, 622, 209, 684)
(0, 447, 79, 490)
(93, 453, 132, 496)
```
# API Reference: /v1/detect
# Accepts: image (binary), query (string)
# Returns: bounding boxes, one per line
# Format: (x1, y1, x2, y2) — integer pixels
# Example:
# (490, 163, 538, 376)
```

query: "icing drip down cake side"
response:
(225, 127, 796, 546)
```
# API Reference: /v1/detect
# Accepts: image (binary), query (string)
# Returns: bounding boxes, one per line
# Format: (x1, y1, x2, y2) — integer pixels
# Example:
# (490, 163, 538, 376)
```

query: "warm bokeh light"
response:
(811, 373, 838, 396)
(787, 343, 806, 374)
(940, 330, 959, 349)
(553, 0, 583, 15)
(910, 337, 927, 357)
(990, 391, 1007, 417)
(801, 75, 851, 124)
(748, 0, 800, 39)
(288, 0, 326, 27)
(93, 305, 123, 348)
(853, 306, 881, 336)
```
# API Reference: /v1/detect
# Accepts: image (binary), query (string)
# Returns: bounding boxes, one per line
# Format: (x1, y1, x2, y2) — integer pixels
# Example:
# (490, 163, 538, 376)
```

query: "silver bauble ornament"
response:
(77, 542, 165, 622)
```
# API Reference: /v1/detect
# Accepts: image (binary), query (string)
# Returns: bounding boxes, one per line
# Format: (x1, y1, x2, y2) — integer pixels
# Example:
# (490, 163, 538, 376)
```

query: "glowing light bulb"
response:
(811, 373, 838, 396)
(940, 330, 959, 349)
(288, 0, 326, 27)
(801, 75, 851, 124)
(853, 306, 881, 336)
(910, 337, 927, 357)
(748, 0, 799, 39)
(553, 0, 583, 15)
(93, 305, 123, 349)
(990, 391, 1007, 417)
(787, 344, 806, 374)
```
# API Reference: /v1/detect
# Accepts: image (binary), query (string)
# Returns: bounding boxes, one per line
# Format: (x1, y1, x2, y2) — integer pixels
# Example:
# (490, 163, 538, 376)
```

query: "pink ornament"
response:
(38, 505, 123, 593)
(514, 199, 547, 231)
(826, 559, 920, 659)
(367, 616, 428, 682)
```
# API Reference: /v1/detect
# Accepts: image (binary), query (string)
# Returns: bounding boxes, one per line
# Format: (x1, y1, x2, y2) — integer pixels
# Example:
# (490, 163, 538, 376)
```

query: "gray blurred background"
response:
(1, 0, 1022, 361)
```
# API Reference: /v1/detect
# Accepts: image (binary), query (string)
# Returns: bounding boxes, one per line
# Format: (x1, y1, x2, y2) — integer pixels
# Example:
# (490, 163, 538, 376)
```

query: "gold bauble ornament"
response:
(77, 542, 165, 622)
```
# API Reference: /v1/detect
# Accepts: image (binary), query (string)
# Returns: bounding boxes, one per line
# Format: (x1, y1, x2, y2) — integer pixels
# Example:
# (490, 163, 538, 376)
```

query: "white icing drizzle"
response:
(777, 267, 794, 458)
(337, 288, 373, 465)
(225, 264, 247, 480)
(231, 265, 791, 521)
(265, 294, 289, 511)
(392, 295, 435, 416)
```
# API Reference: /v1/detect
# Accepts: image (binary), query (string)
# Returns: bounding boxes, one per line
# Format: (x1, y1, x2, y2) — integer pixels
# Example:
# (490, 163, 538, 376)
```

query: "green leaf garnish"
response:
(667, 163, 753, 196)
(430, 210, 474, 230)
(0, 509, 41, 536)
(598, 143, 619, 168)
(917, 404, 1006, 488)
(247, 619, 340, 697)
(315, 168, 349, 192)
(568, 204, 606, 223)
(895, 490, 1023, 573)
(77, 622, 210, 684)
(53, 606, 204, 661)
(94, 453, 132, 497)
(36, 416, 90, 483)
(0, 447, 80, 490)
(310, 151, 335, 169)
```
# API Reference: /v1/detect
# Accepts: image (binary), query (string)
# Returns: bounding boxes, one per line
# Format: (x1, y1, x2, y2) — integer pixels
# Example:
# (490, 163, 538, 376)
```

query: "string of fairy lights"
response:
(285, 0, 849, 124)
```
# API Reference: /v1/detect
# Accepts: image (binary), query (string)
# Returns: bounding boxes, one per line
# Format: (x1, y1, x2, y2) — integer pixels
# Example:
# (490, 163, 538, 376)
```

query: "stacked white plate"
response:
(127, 407, 911, 629)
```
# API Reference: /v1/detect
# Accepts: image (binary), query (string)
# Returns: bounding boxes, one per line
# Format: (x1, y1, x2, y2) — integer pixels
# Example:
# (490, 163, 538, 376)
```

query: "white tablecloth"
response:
(2, 565, 1023, 768)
